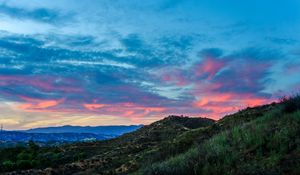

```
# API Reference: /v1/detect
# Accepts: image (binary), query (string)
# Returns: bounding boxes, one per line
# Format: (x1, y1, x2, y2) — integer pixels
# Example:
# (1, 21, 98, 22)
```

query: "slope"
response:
(140, 97, 300, 175)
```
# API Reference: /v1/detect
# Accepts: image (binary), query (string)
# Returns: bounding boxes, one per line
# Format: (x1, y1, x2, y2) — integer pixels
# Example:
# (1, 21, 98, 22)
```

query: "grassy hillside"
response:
(1, 96, 300, 175)
(140, 96, 300, 175)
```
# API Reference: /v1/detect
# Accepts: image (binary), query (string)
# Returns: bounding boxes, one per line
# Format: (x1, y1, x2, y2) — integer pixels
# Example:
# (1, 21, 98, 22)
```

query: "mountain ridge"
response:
(23, 125, 143, 135)
(0, 125, 143, 145)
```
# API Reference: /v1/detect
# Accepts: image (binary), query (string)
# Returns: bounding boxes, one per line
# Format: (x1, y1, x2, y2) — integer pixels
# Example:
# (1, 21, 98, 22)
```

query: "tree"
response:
(28, 140, 39, 153)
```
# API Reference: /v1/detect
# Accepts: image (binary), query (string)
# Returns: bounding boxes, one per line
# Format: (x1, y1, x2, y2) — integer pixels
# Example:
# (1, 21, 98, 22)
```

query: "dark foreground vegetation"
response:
(0, 140, 87, 172)
(1, 95, 300, 175)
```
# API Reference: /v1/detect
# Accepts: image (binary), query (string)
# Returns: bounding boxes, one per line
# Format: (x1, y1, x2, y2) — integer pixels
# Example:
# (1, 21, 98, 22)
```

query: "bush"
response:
(16, 160, 32, 169)
(281, 95, 300, 113)
(2, 160, 15, 172)
(17, 151, 32, 160)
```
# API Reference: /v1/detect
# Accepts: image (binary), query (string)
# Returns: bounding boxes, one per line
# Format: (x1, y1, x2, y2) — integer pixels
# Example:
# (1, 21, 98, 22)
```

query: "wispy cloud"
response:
(0, 3, 72, 24)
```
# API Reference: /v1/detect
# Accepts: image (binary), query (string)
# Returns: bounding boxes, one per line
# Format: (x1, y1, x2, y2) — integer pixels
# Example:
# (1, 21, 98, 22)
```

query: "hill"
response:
(0, 116, 214, 174)
(1, 96, 300, 175)
(141, 96, 300, 175)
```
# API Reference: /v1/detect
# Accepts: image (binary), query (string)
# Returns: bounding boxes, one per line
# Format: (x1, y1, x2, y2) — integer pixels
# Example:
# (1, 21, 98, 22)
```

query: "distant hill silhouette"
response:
(0, 125, 143, 144)
(0, 131, 107, 143)
(24, 125, 143, 135)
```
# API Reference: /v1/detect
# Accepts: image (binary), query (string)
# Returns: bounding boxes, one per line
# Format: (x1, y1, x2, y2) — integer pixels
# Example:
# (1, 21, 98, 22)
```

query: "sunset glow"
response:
(0, 0, 299, 130)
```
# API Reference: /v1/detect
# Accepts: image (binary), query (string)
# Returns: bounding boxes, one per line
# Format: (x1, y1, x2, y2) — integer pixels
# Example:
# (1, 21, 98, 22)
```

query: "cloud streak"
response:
(0, 3, 72, 24)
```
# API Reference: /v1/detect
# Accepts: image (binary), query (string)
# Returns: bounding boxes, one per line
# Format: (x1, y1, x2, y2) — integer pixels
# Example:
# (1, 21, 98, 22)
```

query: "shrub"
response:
(281, 95, 300, 113)
(17, 151, 32, 160)
(16, 160, 32, 169)
(2, 160, 15, 172)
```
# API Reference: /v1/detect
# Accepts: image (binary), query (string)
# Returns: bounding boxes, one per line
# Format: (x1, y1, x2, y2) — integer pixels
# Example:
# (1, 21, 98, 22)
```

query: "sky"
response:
(0, 0, 300, 130)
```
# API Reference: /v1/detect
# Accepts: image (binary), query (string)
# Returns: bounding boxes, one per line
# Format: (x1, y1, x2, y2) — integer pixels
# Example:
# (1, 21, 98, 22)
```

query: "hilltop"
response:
(1, 96, 300, 175)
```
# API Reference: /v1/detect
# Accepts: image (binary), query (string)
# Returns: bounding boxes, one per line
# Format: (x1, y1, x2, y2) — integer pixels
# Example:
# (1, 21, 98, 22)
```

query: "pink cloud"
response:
(83, 103, 106, 110)
(82, 102, 166, 122)
(0, 75, 82, 93)
(161, 69, 187, 86)
(195, 57, 226, 79)
(104, 103, 166, 116)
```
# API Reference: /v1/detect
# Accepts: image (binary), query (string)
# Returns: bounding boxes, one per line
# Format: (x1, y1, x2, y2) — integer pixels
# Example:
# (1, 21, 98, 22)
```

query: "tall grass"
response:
(142, 106, 300, 175)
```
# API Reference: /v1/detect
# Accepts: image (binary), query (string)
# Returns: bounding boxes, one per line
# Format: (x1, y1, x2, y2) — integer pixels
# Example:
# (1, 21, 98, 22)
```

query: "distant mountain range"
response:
(0, 125, 143, 144)
(23, 125, 143, 135)
(0, 131, 107, 143)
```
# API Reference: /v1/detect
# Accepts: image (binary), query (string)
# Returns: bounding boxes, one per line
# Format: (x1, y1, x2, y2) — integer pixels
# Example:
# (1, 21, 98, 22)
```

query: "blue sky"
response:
(0, 0, 300, 129)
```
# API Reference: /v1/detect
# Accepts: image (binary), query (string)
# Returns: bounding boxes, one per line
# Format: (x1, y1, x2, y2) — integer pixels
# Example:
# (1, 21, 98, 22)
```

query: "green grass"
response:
(141, 109, 300, 175)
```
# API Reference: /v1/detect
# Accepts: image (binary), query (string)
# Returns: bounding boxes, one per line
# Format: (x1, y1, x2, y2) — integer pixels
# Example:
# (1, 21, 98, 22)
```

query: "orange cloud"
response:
(83, 103, 106, 110)
(195, 93, 232, 107)
(241, 98, 268, 107)
(122, 106, 166, 123)
(99, 102, 166, 120)
(194, 92, 273, 120)
(17, 96, 64, 112)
